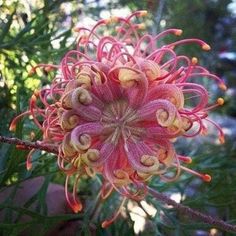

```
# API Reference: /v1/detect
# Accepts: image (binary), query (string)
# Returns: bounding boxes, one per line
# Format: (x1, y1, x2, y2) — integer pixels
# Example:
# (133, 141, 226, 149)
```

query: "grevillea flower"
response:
(10, 11, 226, 227)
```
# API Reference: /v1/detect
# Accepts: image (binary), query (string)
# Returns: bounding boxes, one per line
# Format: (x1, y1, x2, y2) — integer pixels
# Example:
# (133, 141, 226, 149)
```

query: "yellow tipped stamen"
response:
(219, 83, 227, 91)
(72, 157, 82, 168)
(102, 220, 110, 228)
(137, 23, 146, 30)
(177, 164, 212, 182)
(178, 155, 192, 164)
(31, 94, 37, 102)
(202, 174, 212, 182)
(104, 16, 118, 24)
(102, 197, 126, 228)
(103, 18, 110, 24)
(34, 89, 39, 97)
(191, 57, 198, 65)
(186, 158, 192, 164)
(9, 123, 16, 132)
(101, 184, 114, 200)
(205, 97, 225, 112)
(26, 162, 32, 171)
(175, 29, 183, 36)
(26, 149, 34, 171)
(201, 130, 208, 136)
(9, 111, 31, 132)
(219, 135, 225, 144)
(217, 97, 224, 106)
(86, 149, 100, 162)
(202, 44, 211, 51)
(72, 203, 82, 213)
(140, 155, 158, 168)
(139, 10, 148, 17)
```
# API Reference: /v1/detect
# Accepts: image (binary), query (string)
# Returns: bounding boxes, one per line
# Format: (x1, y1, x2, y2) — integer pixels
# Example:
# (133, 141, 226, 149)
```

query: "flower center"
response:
(101, 99, 144, 144)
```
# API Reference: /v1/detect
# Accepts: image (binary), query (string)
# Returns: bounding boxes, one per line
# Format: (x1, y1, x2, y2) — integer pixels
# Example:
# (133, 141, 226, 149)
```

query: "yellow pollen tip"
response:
(72, 203, 82, 213)
(186, 157, 192, 164)
(217, 97, 224, 106)
(31, 94, 37, 102)
(101, 220, 110, 228)
(103, 18, 110, 24)
(219, 135, 225, 144)
(34, 90, 39, 96)
(26, 162, 32, 171)
(175, 29, 183, 36)
(137, 23, 146, 30)
(219, 83, 227, 91)
(203, 174, 212, 182)
(191, 57, 198, 65)
(139, 10, 148, 17)
(202, 44, 211, 51)
(104, 16, 118, 24)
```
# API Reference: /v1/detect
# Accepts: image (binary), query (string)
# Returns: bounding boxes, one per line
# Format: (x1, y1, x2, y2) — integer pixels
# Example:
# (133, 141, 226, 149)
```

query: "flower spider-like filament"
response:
(155, 140, 176, 167)
(64, 80, 79, 93)
(11, 10, 226, 228)
(137, 59, 161, 81)
(71, 134, 91, 152)
(125, 141, 160, 174)
(155, 100, 178, 127)
(61, 86, 92, 109)
(101, 197, 127, 228)
(65, 174, 83, 213)
(101, 182, 114, 200)
(71, 87, 93, 106)
(178, 155, 192, 164)
(83, 142, 116, 168)
(9, 111, 31, 132)
(59, 110, 80, 131)
(76, 70, 93, 88)
(140, 155, 160, 173)
(70, 123, 103, 152)
(178, 164, 212, 182)
(26, 149, 35, 170)
(60, 133, 78, 158)
(148, 84, 185, 109)
(180, 115, 193, 133)
(113, 169, 131, 186)
(81, 148, 100, 166)
(120, 179, 147, 201)
(118, 67, 142, 88)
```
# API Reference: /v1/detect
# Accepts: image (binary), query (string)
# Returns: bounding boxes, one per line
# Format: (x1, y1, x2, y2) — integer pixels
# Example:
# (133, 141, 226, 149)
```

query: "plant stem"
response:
(148, 186, 236, 233)
(0, 135, 58, 154)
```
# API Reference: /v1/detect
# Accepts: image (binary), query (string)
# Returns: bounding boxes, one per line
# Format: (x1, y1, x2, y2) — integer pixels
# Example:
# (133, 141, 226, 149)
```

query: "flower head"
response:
(11, 11, 226, 227)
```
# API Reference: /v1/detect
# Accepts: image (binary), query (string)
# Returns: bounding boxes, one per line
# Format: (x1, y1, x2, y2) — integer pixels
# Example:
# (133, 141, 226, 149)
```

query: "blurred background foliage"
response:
(0, 0, 236, 235)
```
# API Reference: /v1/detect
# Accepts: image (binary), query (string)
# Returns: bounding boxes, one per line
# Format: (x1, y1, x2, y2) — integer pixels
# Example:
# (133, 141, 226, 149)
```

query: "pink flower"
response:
(11, 10, 226, 227)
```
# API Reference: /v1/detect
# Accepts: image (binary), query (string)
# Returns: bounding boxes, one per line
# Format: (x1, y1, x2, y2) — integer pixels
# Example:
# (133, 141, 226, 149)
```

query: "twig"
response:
(148, 186, 236, 233)
(0, 135, 58, 154)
